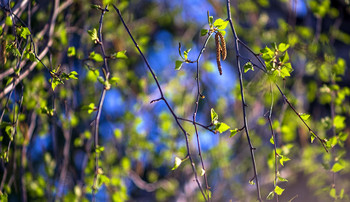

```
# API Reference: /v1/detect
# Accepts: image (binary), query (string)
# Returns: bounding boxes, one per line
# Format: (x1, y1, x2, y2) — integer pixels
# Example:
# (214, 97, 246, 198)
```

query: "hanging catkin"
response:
(217, 31, 226, 60)
(215, 33, 222, 75)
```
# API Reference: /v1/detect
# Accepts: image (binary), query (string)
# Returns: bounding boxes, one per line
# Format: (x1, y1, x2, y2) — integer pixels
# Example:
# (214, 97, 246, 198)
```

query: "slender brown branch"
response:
(226, 0, 262, 201)
(275, 84, 328, 152)
(113, 5, 208, 201)
(92, 5, 110, 202)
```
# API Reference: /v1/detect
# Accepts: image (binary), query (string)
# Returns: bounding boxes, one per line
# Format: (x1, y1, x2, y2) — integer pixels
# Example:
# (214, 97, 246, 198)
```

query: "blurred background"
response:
(0, 0, 350, 201)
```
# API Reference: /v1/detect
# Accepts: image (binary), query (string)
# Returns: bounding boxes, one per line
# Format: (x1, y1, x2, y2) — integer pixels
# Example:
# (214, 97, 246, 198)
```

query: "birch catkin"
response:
(217, 31, 226, 60)
(215, 33, 222, 75)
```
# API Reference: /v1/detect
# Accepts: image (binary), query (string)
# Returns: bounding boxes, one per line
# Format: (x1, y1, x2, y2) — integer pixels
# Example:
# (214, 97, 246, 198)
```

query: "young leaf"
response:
(5, 16, 12, 26)
(266, 191, 275, 200)
(20, 27, 31, 39)
(299, 113, 310, 121)
(278, 43, 290, 52)
(270, 136, 274, 144)
(183, 48, 191, 60)
(89, 51, 104, 62)
(249, 179, 255, 185)
(68, 71, 78, 79)
(278, 176, 288, 182)
(113, 50, 128, 59)
(310, 131, 316, 143)
(215, 122, 230, 133)
(244, 62, 254, 73)
(230, 128, 239, 138)
(329, 188, 336, 199)
(279, 155, 290, 166)
(87, 28, 99, 43)
(200, 168, 205, 176)
(172, 157, 182, 170)
(209, 16, 213, 25)
(210, 108, 218, 124)
(67, 47, 76, 57)
(274, 186, 285, 195)
(175, 60, 183, 70)
(201, 29, 208, 36)
(213, 18, 229, 29)
(331, 162, 344, 173)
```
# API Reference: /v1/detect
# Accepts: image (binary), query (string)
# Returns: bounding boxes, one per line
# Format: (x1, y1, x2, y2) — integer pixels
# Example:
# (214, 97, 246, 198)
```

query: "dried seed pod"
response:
(215, 33, 222, 75)
(217, 31, 226, 60)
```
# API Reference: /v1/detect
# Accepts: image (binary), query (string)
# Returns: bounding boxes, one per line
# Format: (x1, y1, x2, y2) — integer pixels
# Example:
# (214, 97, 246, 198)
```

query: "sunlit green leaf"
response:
(200, 168, 205, 176)
(329, 188, 336, 199)
(230, 128, 239, 138)
(175, 60, 183, 70)
(89, 51, 104, 62)
(331, 162, 344, 173)
(278, 43, 290, 52)
(244, 62, 254, 73)
(278, 176, 288, 182)
(171, 157, 182, 170)
(266, 191, 274, 200)
(215, 122, 230, 133)
(67, 47, 76, 57)
(213, 18, 228, 29)
(274, 186, 285, 195)
(211, 108, 218, 124)
(183, 48, 191, 60)
(20, 27, 31, 39)
(113, 50, 128, 59)
(88, 28, 99, 43)
(299, 113, 310, 121)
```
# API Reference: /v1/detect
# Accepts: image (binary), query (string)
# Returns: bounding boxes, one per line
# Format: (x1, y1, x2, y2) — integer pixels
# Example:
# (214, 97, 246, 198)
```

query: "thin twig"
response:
(226, 0, 262, 201)
(92, 5, 110, 202)
(275, 84, 328, 152)
(113, 5, 208, 201)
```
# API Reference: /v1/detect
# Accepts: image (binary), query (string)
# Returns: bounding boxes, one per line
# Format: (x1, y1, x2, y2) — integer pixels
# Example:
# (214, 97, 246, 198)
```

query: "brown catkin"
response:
(217, 31, 226, 60)
(215, 33, 222, 75)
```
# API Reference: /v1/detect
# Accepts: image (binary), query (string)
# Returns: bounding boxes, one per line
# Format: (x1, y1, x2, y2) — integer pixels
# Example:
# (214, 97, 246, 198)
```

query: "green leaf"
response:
(278, 176, 288, 182)
(230, 128, 239, 138)
(249, 179, 255, 185)
(299, 113, 310, 121)
(340, 188, 344, 199)
(68, 71, 78, 79)
(219, 30, 226, 36)
(279, 155, 290, 166)
(310, 131, 316, 143)
(113, 50, 128, 59)
(210, 108, 218, 124)
(5, 16, 12, 26)
(20, 27, 31, 39)
(183, 48, 191, 60)
(270, 136, 275, 144)
(87, 103, 96, 114)
(175, 60, 183, 70)
(89, 51, 104, 62)
(330, 188, 336, 199)
(334, 115, 346, 130)
(215, 122, 230, 133)
(209, 16, 213, 25)
(171, 156, 182, 170)
(280, 51, 289, 63)
(244, 62, 254, 73)
(274, 186, 285, 195)
(200, 168, 205, 176)
(213, 18, 229, 29)
(67, 47, 76, 57)
(201, 29, 208, 36)
(87, 28, 99, 43)
(331, 162, 344, 173)
(278, 43, 290, 52)
(266, 191, 275, 200)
